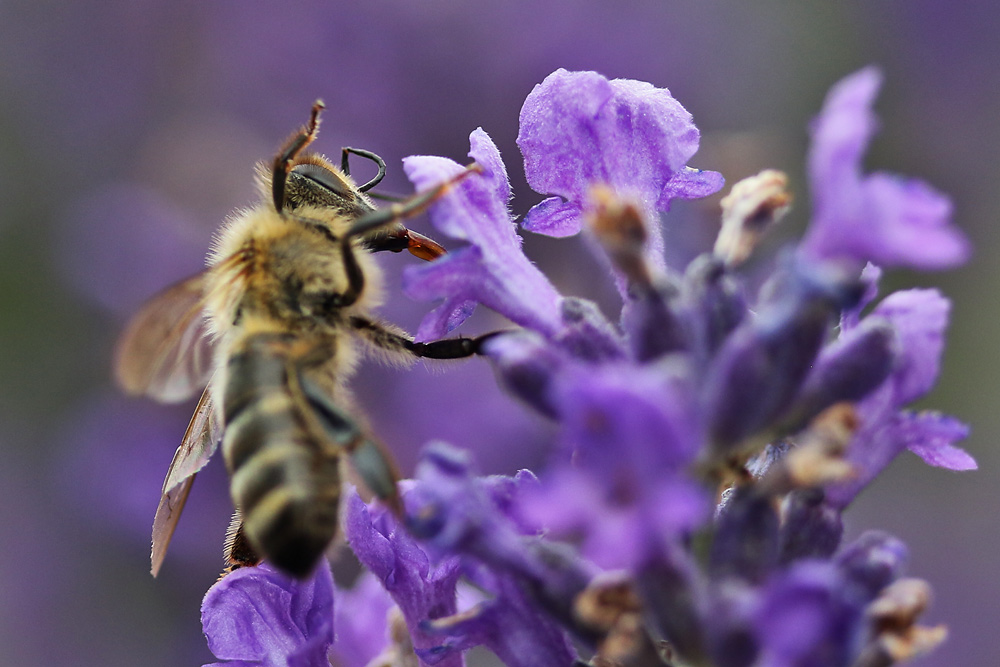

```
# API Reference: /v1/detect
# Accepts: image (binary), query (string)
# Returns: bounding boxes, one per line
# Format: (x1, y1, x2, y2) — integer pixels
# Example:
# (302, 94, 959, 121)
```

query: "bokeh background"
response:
(0, 1, 997, 665)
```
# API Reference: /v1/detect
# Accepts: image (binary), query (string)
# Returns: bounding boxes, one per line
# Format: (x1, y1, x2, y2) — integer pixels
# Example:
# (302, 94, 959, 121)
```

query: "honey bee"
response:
(116, 101, 490, 578)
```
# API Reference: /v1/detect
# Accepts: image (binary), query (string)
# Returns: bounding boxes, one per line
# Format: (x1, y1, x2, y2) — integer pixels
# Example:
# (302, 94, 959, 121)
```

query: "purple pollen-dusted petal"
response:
(402, 128, 565, 340)
(517, 68, 722, 286)
(800, 67, 969, 270)
(201, 562, 334, 667)
(521, 197, 584, 237)
(659, 167, 727, 207)
(517, 69, 723, 240)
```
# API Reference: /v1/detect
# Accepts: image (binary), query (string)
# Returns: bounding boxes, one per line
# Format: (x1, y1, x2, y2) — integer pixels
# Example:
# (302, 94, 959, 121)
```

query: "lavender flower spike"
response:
(800, 67, 970, 270)
(518, 69, 724, 252)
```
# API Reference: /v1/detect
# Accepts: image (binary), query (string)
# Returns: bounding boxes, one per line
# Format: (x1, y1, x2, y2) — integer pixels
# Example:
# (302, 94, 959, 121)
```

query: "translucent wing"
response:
(150, 387, 223, 576)
(114, 272, 214, 403)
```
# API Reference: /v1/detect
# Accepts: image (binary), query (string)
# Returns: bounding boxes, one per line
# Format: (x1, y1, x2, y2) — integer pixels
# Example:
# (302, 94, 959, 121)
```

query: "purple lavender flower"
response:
(517, 69, 724, 255)
(201, 561, 335, 667)
(799, 67, 970, 271)
(402, 129, 564, 341)
(345, 452, 581, 667)
(403, 444, 581, 667)
(197, 67, 971, 667)
(825, 288, 975, 508)
(393, 67, 970, 665)
(344, 487, 465, 667)
(328, 572, 394, 667)
(517, 361, 709, 570)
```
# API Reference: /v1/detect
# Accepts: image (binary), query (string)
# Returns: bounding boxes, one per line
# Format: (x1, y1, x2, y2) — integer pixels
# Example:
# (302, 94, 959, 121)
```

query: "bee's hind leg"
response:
(222, 508, 262, 576)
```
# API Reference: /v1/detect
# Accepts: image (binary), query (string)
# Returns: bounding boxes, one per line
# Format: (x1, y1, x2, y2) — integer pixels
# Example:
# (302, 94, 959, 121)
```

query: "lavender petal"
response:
(201, 562, 335, 667)
(403, 129, 564, 339)
(801, 67, 970, 269)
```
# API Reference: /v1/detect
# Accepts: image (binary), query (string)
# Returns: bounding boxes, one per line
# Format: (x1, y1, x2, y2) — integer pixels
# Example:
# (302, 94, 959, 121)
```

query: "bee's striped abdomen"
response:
(221, 333, 342, 578)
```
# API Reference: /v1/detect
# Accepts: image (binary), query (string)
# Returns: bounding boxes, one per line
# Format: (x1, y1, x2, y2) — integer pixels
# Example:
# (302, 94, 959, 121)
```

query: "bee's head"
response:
(281, 158, 376, 220)
(268, 101, 447, 261)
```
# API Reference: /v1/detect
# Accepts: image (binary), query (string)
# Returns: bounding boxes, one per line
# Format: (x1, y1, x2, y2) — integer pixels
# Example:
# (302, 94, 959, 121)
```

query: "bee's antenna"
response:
(341, 147, 387, 193)
(333, 163, 481, 307)
(272, 100, 325, 213)
(344, 162, 481, 241)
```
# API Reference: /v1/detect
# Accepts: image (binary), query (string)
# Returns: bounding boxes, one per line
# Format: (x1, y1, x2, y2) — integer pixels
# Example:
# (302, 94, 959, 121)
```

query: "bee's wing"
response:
(114, 272, 214, 403)
(150, 387, 222, 576)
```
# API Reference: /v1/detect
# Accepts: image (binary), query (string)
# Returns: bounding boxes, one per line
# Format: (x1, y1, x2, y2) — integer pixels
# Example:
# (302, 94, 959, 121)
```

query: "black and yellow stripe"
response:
(221, 332, 343, 578)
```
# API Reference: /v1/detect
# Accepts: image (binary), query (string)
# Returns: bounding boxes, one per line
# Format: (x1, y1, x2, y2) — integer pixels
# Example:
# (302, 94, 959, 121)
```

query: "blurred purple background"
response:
(0, 1, 997, 665)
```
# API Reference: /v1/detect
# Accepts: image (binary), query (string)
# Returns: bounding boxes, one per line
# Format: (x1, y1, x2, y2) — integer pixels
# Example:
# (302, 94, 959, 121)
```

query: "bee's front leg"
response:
(348, 315, 503, 360)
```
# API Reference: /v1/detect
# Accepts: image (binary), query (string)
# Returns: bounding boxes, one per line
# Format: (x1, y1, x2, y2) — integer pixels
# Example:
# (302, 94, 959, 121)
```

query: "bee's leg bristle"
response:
(222, 508, 261, 576)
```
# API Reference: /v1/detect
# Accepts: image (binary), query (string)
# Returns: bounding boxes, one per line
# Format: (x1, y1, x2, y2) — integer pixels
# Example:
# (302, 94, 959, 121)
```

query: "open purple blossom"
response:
(518, 361, 710, 570)
(799, 66, 970, 270)
(517, 69, 724, 254)
(825, 288, 975, 508)
(402, 129, 564, 341)
(338, 446, 584, 666)
(199, 67, 972, 667)
(201, 561, 335, 667)
(402, 129, 626, 362)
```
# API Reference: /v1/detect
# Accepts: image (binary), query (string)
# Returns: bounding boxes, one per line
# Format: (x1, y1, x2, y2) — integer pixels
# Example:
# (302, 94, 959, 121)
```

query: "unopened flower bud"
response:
(715, 170, 792, 267)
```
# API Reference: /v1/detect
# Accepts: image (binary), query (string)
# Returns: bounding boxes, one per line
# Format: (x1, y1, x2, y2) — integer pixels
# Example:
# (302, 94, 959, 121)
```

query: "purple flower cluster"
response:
(200, 68, 973, 666)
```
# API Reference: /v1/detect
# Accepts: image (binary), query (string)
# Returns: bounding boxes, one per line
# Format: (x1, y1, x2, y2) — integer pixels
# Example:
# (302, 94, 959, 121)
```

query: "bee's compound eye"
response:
(291, 163, 353, 199)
